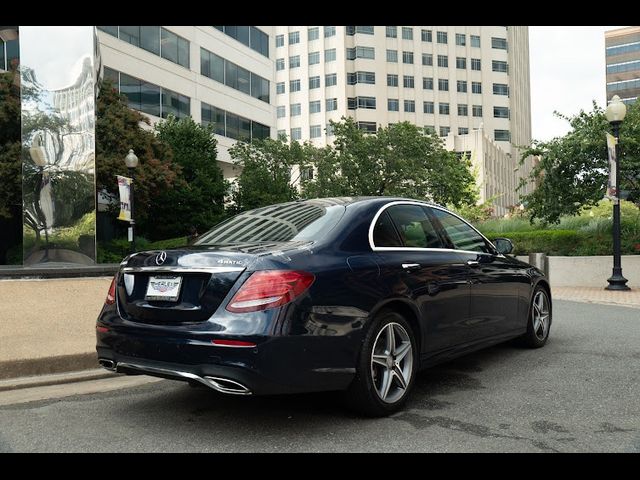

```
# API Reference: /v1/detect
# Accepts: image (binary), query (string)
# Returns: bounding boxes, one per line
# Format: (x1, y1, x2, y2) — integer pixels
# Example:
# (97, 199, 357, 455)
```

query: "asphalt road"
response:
(0, 300, 638, 452)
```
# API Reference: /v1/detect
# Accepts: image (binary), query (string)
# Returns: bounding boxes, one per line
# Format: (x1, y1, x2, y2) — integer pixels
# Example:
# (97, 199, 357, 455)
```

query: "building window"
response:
(348, 96, 376, 109)
(115, 27, 190, 69)
(494, 106, 510, 118)
(290, 79, 301, 92)
(276, 105, 286, 118)
(289, 55, 301, 68)
(494, 129, 511, 141)
(347, 46, 375, 60)
(456, 57, 467, 69)
(277, 129, 286, 139)
(437, 31, 448, 44)
(388, 98, 400, 111)
(326, 123, 335, 136)
(458, 104, 468, 116)
(471, 35, 480, 48)
(402, 27, 413, 40)
(325, 73, 337, 86)
(492, 37, 508, 50)
(310, 125, 322, 138)
(326, 98, 338, 111)
(423, 101, 434, 114)
(457, 80, 467, 93)
(404, 100, 415, 112)
(290, 103, 301, 116)
(309, 100, 321, 114)
(458, 127, 469, 135)
(276, 58, 285, 71)
(214, 26, 269, 57)
(386, 26, 397, 38)
(201, 101, 270, 142)
(421, 29, 432, 42)
(471, 58, 481, 70)
(492, 60, 508, 73)
(357, 121, 377, 133)
(275, 34, 284, 48)
(472, 105, 483, 117)
(349, 71, 376, 84)
(439, 126, 450, 137)
(403, 75, 415, 88)
(324, 26, 336, 38)
(437, 55, 448, 68)
(438, 79, 449, 91)
(308, 27, 319, 41)
(422, 53, 433, 66)
(472, 81, 482, 94)
(291, 127, 302, 141)
(423, 77, 434, 90)
(493, 83, 509, 96)
(301, 167, 315, 180)
(346, 26, 375, 35)
(439, 102, 450, 115)
(424, 125, 435, 134)
(456, 33, 466, 46)
(325, 48, 337, 62)
(387, 49, 398, 63)
(309, 76, 321, 89)
(402, 51, 414, 64)
(276, 82, 285, 94)
(309, 51, 320, 65)
(387, 74, 399, 87)
(289, 31, 300, 45)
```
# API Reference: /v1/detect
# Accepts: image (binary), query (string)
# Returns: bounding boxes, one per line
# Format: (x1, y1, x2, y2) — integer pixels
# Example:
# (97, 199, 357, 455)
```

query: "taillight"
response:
(105, 276, 117, 305)
(226, 270, 315, 313)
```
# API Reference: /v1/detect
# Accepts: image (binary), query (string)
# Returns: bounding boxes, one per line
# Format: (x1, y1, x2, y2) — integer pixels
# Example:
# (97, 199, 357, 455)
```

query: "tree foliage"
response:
(519, 101, 640, 224)
(154, 116, 227, 238)
(228, 137, 304, 212)
(302, 118, 476, 206)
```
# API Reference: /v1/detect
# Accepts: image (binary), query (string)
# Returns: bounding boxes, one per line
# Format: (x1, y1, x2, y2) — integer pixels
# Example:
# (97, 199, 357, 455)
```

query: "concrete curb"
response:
(0, 352, 99, 380)
(0, 368, 117, 392)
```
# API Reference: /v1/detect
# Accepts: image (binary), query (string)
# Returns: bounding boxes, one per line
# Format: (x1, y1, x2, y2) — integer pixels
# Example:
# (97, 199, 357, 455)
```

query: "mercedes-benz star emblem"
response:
(155, 251, 167, 266)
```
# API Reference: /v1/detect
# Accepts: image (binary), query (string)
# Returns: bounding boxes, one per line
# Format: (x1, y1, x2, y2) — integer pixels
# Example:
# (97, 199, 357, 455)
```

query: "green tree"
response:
(154, 116, 227, 238)
(519, 101, 640, 224)
(229, 136, 306, 212)
(95, 82, 181, 240)
(0, 69, 22, 263)
(302, 118, 476, 206)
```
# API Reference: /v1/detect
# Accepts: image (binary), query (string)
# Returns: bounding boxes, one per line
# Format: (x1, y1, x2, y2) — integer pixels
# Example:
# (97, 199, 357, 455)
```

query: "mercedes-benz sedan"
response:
(96, 197, 551, 416)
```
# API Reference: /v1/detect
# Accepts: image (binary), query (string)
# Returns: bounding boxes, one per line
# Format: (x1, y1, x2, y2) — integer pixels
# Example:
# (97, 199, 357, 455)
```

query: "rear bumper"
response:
(96, 328, 357, 396)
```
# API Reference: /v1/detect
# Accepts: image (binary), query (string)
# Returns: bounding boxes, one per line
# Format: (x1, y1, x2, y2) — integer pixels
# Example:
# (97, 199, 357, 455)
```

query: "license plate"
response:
(145, 276, 182, 302)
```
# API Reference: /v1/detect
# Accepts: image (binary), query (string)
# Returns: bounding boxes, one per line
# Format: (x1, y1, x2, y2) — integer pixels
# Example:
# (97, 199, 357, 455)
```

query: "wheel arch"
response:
(369, 298, 422, 354)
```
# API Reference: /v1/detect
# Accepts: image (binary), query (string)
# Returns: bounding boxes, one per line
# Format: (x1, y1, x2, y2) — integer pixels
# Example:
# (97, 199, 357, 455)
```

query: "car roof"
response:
(298, 196, 444, 209)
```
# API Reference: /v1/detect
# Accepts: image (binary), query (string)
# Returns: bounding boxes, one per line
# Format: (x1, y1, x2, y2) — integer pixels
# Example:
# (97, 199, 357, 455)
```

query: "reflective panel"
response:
(20, 26, 98, 265)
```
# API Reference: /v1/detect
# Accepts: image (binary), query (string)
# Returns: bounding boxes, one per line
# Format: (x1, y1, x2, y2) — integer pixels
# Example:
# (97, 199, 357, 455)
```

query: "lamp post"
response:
(125, 149, 139, 254)
(604, 95, 630, 291)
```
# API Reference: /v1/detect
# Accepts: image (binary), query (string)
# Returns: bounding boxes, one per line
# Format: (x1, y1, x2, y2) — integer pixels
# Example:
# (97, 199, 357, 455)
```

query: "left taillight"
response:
(226, 270, 315, 313)
(105, 276, 117, 305)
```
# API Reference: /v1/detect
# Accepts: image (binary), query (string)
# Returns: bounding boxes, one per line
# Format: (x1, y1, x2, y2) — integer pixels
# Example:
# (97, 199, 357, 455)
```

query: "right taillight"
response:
(105, 276, 117, 305)
(226, 270, 315, 313)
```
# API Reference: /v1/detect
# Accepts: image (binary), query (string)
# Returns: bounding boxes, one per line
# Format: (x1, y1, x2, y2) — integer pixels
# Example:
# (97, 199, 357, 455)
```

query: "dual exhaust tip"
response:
(98, 358, 251, 395)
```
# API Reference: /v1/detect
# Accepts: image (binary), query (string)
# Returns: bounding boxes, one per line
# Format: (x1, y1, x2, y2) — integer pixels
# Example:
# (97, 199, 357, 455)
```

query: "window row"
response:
(277, 73, 338, 94)
(200, 48, 270, 103)
(98, 26, 190, 69)
(386, 29, 481, 48)
(346, 26, 375, 36)
(606, 41, 640, 57)
(276, 98, 338, 117)
(201, 102, 270, 142)
(104, 67, 190, 119)
(213, 26, 269, 57)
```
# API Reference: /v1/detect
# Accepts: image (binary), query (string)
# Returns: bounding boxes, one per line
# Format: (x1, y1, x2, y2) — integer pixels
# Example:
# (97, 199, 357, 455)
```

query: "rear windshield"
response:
(194, 202, 345, 245)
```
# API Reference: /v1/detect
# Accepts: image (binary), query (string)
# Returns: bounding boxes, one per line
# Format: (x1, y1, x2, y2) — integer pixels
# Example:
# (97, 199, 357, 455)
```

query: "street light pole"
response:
(124, 149, 139, 254)
(605, 95, 630, 291)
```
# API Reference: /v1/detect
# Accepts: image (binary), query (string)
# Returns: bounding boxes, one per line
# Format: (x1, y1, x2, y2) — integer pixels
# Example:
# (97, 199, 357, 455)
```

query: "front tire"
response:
(345, 311, 418, 417)
(520, 287, 552, 348)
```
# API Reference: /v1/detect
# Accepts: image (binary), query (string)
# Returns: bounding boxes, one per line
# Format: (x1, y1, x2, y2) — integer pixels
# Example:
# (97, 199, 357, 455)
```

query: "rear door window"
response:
(383, 204, 444, 249)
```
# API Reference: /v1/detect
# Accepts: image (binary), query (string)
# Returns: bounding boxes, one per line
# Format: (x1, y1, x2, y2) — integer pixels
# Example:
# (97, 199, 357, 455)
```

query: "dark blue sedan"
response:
(96, 197, 551, 416)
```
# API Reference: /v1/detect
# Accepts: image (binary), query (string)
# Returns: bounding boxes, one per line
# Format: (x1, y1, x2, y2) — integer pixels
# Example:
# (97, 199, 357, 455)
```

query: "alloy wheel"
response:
(532, 290, 550, 341)
(370, 322, 413, 404)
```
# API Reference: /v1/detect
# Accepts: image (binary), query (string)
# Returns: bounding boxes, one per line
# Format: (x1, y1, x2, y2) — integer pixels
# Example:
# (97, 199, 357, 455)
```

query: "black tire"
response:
(520, 286, 552, 348)
(345, 310, 418, 417)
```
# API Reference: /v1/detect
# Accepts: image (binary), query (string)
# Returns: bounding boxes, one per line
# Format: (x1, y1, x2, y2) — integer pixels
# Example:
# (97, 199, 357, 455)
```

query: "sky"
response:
(529, 26, 626, 142)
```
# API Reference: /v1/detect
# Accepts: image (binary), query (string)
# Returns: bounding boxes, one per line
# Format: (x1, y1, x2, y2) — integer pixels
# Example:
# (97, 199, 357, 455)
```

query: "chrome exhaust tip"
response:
(98, 358, 117, 371)
(204, 376, 252, 395)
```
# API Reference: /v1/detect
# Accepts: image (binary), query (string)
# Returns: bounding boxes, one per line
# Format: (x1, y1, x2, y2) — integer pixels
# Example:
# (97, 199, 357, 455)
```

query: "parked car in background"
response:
(96, 197, 551, 416)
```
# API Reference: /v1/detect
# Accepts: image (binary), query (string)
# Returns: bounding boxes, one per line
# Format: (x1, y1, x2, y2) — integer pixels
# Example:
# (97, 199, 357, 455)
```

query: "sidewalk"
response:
(0, 284, 638, 384)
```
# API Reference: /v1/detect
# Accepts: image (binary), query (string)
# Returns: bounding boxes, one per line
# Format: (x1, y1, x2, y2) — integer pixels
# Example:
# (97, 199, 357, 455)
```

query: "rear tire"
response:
(345, 310, 418, 417)
(520, 286, 552, 348)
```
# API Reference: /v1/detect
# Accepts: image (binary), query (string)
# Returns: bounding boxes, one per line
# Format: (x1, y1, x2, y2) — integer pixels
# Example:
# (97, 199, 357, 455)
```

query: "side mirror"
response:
(493, 237, 514, 255)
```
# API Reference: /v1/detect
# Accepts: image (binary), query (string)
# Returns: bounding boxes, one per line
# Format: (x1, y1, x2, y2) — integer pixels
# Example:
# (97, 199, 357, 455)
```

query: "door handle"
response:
(402, 263, 421, 271)
(466, 260, 480, 267)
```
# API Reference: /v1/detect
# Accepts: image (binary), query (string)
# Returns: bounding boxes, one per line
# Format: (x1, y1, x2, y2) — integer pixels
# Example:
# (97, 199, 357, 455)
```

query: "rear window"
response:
(194, 202, 345, 245)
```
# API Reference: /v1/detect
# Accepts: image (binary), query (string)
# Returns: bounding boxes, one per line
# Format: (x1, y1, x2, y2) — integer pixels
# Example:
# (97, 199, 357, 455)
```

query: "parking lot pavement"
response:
(0, 299, 638, 452)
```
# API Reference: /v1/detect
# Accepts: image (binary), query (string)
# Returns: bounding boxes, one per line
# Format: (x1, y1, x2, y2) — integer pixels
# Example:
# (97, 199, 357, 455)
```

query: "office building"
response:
(605, 26, 640, 105)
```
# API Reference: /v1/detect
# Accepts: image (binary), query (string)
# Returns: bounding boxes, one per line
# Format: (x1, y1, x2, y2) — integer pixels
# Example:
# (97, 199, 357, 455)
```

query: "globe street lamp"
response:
(604, 95, 630, 291)
(125, 149, 139, 253)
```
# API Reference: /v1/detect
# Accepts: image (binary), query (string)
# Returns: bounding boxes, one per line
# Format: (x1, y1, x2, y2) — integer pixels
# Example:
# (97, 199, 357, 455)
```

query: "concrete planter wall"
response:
(516, 255, 640, 287)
